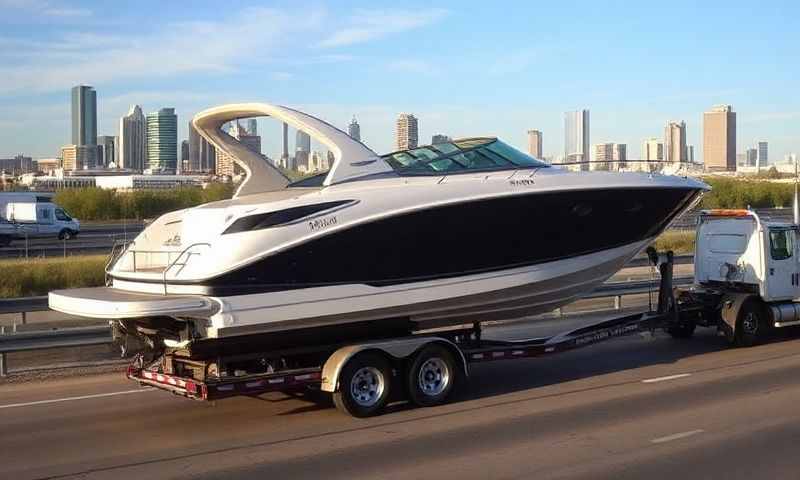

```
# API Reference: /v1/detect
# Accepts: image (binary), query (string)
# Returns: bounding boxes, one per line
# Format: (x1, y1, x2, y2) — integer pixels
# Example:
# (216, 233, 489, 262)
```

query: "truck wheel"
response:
(58, 229, 72, 240)
(733, 300, 768, 347)
(407, 345, 456, 407)
(332, 352, 392, 418)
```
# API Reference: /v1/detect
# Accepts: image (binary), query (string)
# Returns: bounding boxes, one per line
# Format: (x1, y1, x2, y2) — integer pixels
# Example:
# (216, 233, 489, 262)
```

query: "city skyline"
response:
(0, 2, 798, 163)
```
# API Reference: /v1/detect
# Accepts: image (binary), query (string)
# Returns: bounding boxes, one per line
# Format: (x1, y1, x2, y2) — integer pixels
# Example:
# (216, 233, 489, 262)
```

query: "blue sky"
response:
(0, 0, 798, 163)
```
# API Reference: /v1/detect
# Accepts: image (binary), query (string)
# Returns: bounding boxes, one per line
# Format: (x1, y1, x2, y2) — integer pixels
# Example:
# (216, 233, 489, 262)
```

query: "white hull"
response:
(50, 238, 649, 339)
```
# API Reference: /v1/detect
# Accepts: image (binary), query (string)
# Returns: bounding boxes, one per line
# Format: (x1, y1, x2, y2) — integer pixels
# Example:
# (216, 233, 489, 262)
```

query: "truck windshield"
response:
(55, 209, 71, 221)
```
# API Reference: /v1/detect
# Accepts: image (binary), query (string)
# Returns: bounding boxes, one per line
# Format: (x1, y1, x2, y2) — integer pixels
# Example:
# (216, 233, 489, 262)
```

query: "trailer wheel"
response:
(332, 352, 392, 418)
(406, 345, 456, 407)
(732, 300, 767, 347)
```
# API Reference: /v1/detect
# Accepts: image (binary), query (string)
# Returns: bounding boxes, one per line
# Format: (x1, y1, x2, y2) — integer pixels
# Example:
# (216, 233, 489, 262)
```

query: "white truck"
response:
(5, 201, 81, 240)
(673, 208, 800, 346)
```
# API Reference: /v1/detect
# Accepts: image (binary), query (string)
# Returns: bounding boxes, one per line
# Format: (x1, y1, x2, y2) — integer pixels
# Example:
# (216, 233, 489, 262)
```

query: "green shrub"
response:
(53, 184, 234, 221)
(0, 255, 106, 298)
(652, 230, 695, 254)
(700, 177, 795, 209)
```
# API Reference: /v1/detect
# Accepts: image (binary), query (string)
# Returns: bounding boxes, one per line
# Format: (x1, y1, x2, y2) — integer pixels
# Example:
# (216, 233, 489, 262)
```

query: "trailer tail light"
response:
(185, 381, 197, 394)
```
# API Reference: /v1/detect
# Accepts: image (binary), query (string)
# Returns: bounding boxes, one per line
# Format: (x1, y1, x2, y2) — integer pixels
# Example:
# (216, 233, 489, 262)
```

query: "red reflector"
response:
(185, 381, 197, 394)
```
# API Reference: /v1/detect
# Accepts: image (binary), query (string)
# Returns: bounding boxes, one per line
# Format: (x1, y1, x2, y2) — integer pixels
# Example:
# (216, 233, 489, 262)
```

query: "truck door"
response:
(764, 226, 800, 301)
(36, 205, 55, 236)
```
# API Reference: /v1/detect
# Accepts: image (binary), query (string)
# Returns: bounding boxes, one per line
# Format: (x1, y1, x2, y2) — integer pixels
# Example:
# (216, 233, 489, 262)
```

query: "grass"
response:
(652, 230, 696, 254)
(0, 255, 106, 298)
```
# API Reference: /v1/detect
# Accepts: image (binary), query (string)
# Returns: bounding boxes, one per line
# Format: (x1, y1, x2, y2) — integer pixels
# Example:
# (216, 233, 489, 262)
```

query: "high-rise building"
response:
(188, 121, 216, 173)
(119, 105, 147, 171)
(71, 85, 97, 147)
(592, 143, 614, 171)
(736, 153, 747, 166)
(35, 158, 60, 174)
(527, 129, 543, 159)
(431, 134, 451, 145)
(146, 108, 178, 173)
(216, 121, 263, 177)
(281, 122, 289, 165)
(395, 113, 419, 151)
(180, 140, 189, 173)
(613, 143, 627, 169)
(703, 104, 736, 171)
(641, 138, 664, 161)
(348, 116, 361, 142)
(295, 130, 312, 171)
(664, 120, 687, 163)
(746, 148, 757, 167)
(688, 145, 695, 163)
(61, 145, 98, 171)
(564, 109, 590, 170)
(0, 155, 34, 174)
(757, 141, 768, 166)
(247, 118, 258, 136)
(97, 135, 115, 168)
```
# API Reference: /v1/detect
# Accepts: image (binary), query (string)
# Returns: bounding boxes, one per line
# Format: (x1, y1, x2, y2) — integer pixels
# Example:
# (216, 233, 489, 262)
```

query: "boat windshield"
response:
(382, 138, 549, 175)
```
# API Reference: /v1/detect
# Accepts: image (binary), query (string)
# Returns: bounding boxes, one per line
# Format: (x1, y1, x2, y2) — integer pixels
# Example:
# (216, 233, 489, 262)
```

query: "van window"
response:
(708, 234, 747, 254)
(55, 209, 71, 221)
(38, 209, 51, 221)
(770, 229, 794, 260)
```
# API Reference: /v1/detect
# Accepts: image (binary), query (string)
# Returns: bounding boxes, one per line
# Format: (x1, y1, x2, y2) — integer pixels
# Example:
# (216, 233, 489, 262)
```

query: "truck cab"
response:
(694, 209, 800, 302)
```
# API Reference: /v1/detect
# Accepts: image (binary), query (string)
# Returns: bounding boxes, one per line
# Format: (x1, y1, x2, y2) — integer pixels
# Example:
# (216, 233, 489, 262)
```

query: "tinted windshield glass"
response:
(382, 138, 549, 175)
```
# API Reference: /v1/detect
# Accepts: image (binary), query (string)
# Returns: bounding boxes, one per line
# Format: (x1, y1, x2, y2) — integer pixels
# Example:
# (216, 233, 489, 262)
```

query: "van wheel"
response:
(407, 345, 457, 407)
(733, 300, 768, 347)
(59, 229, 72, 240)
(332, 352, 392, 418)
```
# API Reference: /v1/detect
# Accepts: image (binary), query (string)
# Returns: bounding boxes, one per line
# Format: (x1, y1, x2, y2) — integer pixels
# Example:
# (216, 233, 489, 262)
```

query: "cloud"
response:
(318, 8, 448, 48)
(487, 48, 539, 76)
(42, 7, 91, 16)
(0, 7, 325, 94)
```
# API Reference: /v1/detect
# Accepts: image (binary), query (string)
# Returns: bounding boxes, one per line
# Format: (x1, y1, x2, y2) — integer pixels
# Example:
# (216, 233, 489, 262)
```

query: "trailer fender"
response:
(320, 337, 468, 393)
(719, 293, 760, 335)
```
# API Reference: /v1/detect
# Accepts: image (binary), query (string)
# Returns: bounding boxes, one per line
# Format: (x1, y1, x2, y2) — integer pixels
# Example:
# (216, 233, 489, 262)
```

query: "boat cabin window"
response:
(769, 228, 794, 260)
(382, 138, 548, 175)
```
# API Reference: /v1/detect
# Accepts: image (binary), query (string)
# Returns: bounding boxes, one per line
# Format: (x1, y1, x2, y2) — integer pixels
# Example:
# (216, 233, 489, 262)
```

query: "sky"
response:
(0, 0, 798, 163)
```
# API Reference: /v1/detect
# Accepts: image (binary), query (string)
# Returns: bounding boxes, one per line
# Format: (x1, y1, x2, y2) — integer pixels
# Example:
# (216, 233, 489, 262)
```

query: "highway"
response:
(2, 314, 800, 479)
(0, 222, 143, 258)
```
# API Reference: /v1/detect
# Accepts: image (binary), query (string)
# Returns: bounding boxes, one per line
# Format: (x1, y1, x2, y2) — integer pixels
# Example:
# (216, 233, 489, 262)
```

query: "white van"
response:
(6, 202, 81, 240)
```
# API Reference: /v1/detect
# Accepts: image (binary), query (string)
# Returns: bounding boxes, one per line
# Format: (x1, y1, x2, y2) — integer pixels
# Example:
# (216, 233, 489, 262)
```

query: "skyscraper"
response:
(119, 105, 147, 171)
(348, 116, 361, 141)
(664, 120, 687, 163)
(703, 104, 736, 171)
(67, 85, 99, 170)
(757, 141, 768, 166)
(295, 130, 311, 170)
(688, 145, 695, 163)
(97, 135, 116, 168)
(188, 121, 216, 173)
(71, 85, 97, 146)
(592, 143, 614, 171)
(395, 113, 418, 151)
(180, 140, 189, 173)
(747, 147, 758, 167)
(527, 129, 543, 159)
(431, 134, 452, 145)
(613, 143, 627, 169)
(564, 109, 590, 170)
(146, 108, 178, 173)
(247, 118, 258, 136)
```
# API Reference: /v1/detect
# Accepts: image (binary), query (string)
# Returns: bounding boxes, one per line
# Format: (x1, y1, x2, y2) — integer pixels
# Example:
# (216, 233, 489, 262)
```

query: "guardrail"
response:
(0, 276, 695, 377)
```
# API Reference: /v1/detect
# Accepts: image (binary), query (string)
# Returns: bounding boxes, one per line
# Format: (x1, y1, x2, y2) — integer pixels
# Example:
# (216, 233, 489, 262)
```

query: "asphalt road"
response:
(0, 222, 143, 258)
(3, 314, 800, 479)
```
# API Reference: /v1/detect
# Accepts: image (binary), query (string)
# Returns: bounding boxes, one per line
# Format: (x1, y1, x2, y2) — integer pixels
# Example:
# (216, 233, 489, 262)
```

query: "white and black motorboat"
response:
(49, 103, 708, 352)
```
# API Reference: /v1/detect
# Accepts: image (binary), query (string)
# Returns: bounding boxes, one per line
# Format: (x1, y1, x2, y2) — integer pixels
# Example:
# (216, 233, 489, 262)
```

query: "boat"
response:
(49, 103, 708, 352)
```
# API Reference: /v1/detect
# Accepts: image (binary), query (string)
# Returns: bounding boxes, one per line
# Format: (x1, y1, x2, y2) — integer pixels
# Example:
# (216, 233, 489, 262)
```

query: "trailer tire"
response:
(406, 345, 457, 407)
(332, 351, 392, 418)
(732, 299, 768, 347)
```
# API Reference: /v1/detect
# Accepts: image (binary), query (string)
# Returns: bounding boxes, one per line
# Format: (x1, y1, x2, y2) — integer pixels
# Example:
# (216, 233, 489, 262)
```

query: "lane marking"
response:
(0, 388, 153, 410)
(642, 373, 691, 384)
(651, 429, 704, 444)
